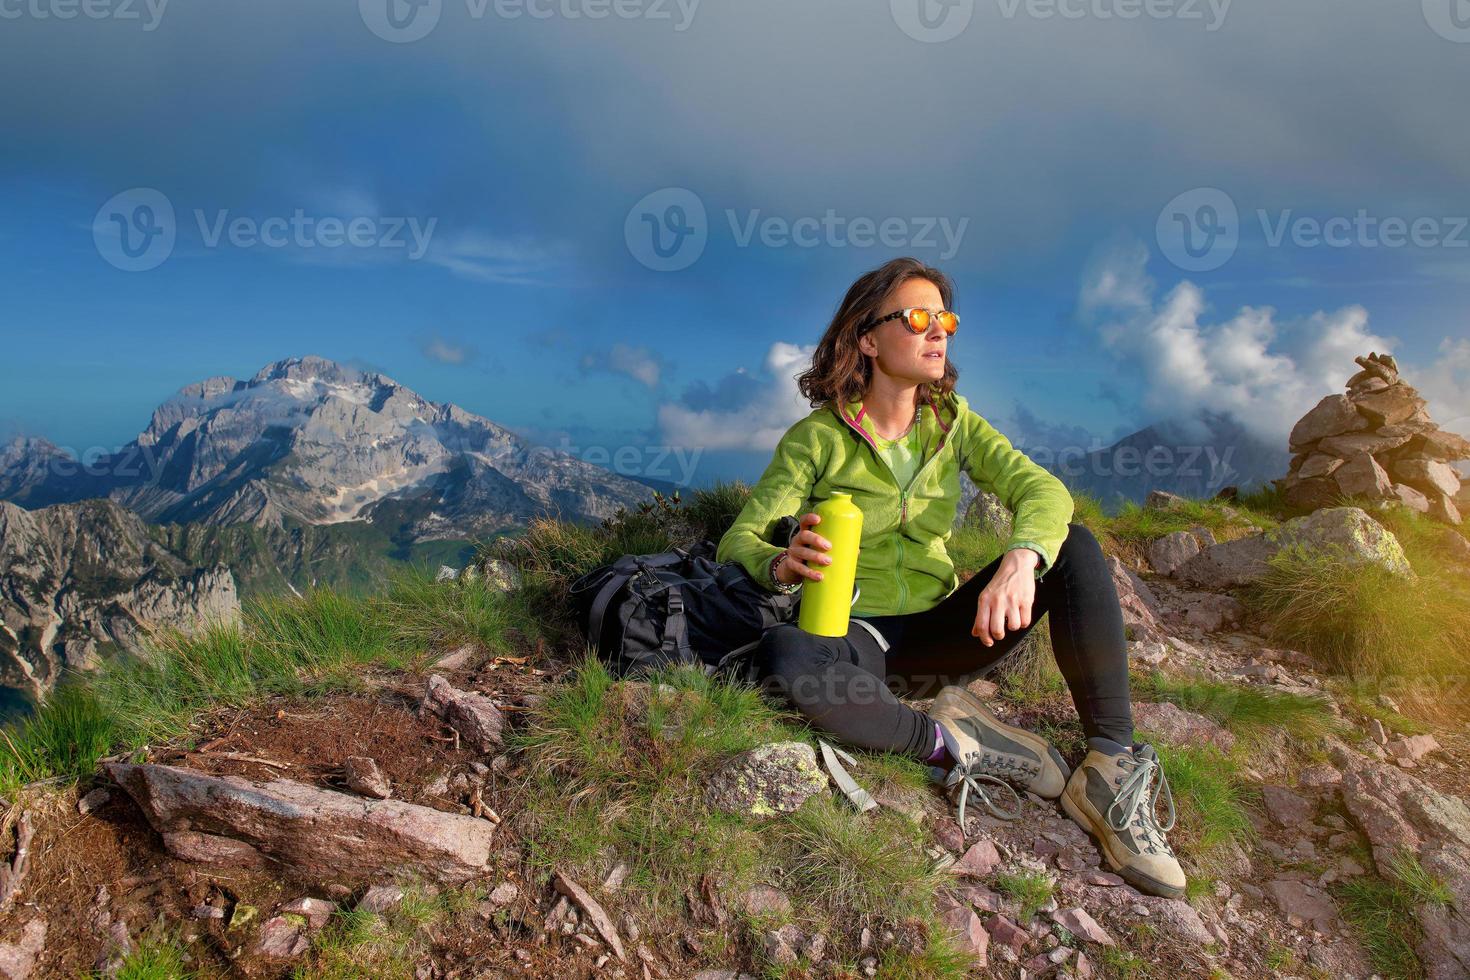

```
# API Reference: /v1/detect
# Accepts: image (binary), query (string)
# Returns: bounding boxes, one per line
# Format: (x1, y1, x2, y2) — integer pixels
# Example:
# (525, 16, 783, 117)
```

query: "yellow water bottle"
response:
(797, 492, 864, 637)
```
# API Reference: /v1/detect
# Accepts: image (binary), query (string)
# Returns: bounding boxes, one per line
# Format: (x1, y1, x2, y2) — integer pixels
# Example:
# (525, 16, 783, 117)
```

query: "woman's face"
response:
(857, 277, 950, 385)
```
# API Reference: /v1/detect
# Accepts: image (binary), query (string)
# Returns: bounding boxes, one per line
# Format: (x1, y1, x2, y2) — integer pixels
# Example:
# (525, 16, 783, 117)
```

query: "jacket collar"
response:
(832, 392, 959, 457)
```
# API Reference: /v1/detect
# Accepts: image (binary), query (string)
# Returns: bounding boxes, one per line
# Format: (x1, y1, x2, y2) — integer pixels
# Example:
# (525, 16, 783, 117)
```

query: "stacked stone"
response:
(1274, 352, 1469, 524)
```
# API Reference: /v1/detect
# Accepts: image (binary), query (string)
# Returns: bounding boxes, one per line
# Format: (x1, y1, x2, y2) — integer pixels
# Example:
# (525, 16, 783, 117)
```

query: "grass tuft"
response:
(993, 870, 1055, 923)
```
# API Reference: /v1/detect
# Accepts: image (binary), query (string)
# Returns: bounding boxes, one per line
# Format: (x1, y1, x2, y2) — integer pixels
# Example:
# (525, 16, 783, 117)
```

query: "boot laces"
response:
(1106, 747, 1176, 855)
(949, 752, 1025, 825)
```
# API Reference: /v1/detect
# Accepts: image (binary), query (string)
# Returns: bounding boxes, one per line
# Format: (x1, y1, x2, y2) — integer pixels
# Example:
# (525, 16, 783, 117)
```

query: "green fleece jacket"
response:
(715, 391, 1075, 617)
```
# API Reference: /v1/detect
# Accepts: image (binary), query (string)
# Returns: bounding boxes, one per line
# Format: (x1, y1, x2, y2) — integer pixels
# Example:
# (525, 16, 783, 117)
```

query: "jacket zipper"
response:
(836, 403, 951, 615)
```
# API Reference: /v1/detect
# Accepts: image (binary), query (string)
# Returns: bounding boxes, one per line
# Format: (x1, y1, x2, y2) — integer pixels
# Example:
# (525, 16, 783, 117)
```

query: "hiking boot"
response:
(1060, 738, 1186, 899)
(927, 685, 1071, 826)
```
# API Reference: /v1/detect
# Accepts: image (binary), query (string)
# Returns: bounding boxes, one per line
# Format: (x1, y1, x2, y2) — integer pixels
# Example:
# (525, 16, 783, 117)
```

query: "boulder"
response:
(1132, 701, 1235, 751)
(1336, 755, 1470, 978)
(108, 763, 494, 883)
(1332, 452, 1392, 498)
(1317, 429, 1413, 458)
(421, 675, 504, 753)
(1265, 878, 1342, 935)
(1392, 458, 1461, 498)
(1175, 507, 1412, 589)
(1147, 531, 1200, 577)
(1289, 395, 1369, 450)
(1261, 785, 1315, 827)
(1354, 388, 1427, 428)
(938, 903, 989, 964)
(703, 742, 826, 816)
(1106, 557, 1165, 641)
(1386, 483, 1430, 513)
(1297, 453, 1344, 480)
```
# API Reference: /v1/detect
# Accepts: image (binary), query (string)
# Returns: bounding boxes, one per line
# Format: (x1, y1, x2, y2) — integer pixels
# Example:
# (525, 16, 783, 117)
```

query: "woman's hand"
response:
(775, 512, 833, 585)
(972, 548, 1039, 645)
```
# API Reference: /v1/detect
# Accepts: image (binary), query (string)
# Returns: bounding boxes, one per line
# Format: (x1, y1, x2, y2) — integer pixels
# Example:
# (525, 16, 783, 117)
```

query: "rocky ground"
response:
(0, 503, 1467, 979)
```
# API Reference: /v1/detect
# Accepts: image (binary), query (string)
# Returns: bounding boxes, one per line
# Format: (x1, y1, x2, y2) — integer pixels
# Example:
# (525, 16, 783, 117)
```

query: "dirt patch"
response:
(165, 691, 482, 809)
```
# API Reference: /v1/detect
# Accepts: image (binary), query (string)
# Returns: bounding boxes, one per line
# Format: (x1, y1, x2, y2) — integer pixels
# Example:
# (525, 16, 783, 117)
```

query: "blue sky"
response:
(2, 0, 1469, 488)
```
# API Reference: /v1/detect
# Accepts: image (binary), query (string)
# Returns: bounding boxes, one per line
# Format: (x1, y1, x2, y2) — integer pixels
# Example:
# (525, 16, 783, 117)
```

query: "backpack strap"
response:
(659, 584, 693, 663)
(587, 556, 643, 647)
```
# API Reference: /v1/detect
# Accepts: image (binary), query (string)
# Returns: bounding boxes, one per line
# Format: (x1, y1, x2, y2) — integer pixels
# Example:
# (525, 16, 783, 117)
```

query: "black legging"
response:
(754, 522, 1133, 756)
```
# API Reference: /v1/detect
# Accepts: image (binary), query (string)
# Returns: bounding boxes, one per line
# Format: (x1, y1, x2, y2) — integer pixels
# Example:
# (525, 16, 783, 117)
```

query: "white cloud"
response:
(657, 341, 816, 451)
(586, 343, 661, 388)
(1414, 337, 1470, 437)
(421, 336, 472, 365)
(1080, 238, 1399, 444)
(423, 232, 571, 285)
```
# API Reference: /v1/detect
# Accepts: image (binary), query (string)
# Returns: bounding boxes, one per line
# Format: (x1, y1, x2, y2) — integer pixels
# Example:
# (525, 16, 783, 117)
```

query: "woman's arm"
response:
(716, 422, 820, 591)
(958, 407, 1074, 579)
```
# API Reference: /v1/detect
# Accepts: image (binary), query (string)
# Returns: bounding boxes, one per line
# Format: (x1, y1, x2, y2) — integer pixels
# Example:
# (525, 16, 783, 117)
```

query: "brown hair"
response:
(795, 256, 959, 411)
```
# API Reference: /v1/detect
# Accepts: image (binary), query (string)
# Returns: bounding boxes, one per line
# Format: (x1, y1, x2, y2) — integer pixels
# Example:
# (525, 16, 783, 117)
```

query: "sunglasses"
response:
(860, 307, 960, 337)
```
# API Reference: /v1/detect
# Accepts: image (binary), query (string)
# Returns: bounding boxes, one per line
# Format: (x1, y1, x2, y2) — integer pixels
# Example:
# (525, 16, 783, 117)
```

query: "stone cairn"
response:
(1274, 352, 1469, 524)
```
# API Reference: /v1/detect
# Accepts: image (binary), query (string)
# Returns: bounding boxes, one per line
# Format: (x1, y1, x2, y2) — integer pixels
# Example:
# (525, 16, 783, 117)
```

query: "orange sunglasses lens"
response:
(904, 309, 932, 332)
(936, 311, 959, 334)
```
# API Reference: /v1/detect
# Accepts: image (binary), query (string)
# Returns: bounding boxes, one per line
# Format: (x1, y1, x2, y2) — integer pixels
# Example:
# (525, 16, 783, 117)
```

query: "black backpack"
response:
(568, 526, 802, 684)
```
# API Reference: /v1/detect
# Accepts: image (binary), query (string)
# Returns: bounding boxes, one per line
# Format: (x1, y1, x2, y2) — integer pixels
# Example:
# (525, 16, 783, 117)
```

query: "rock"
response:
(253, 915, 311, 958)
(1085, 872, 1125, 887)
(1369, 718, 1389, 745)
(1297, 453, 1345, 480)
(358, 885, 405, 913)
(735, 885, 791, 918)
(1337, 758, 1470, 977)
(1145, 490, 1188, 510)
(1142, 897, 1214, 945)
(1265, 878, 1342, 935)
(279, 897, 336, 929)
(109, 763, 495, 883)
(486, 882, 518, 907)
(762, 924, 803, 967)
(985, 914, 1030, 951)
(1393, 459, 1462, 498)
(1132, 701, 1235, 751)
(1261, 785, 1315, 827)
(963, 489, 1013, 540)
(1148, 531, 1201, 577)
(1428, 491, 1463, 525)
(938, 904, 989, 964)
(703, 742, 826, 816)
(1127, 639, 1169, 667)
(435, 565, 460, 582)
(1355, 387, 1427, 428)
(1175, 507, 1412, 589)
(1051, 907, 1113, 946)
(0, 919, 45, 980)
(1387, 483, 1431, 513)
(554, 872, 627, 962)
(1290, 395, 1370, 450)
(1165, 591, 1244, 633)
(77, 787, 111, 815)
(953, 838, 1002, 877)
(1384, 734, 1440, 764)
(1332, 452, 1392, 498)
(1318, 429, 1414, 458)
(344, 756, 392, 799)
(1106, 556, 1165, 641)
(162, 831, 268, 868)
(421, 674, 504, 753)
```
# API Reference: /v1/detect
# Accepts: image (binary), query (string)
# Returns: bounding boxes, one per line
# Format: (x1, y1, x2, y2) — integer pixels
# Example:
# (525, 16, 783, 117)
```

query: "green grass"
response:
(508, 656, 956, 970)
(294, 882, 487, 980)
(1243, 540, 1470, 714)
(1065, 489, 1279, 566)
(1388, 849, 1454, 907)
(873, 923, 977, 980)
(1334, 874, 1426, 980)
(1151, 743, 1255, 867)
(1132, 671, 1341, 744)
(114, 928, 194, 980)
(0, 569, 546, 794)
(992, 870, 1055, 923)
(945, 523, 1008, 576)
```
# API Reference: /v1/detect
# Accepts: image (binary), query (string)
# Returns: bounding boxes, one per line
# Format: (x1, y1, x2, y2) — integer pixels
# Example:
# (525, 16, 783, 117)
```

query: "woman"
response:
(715, 257, 1184, 899)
